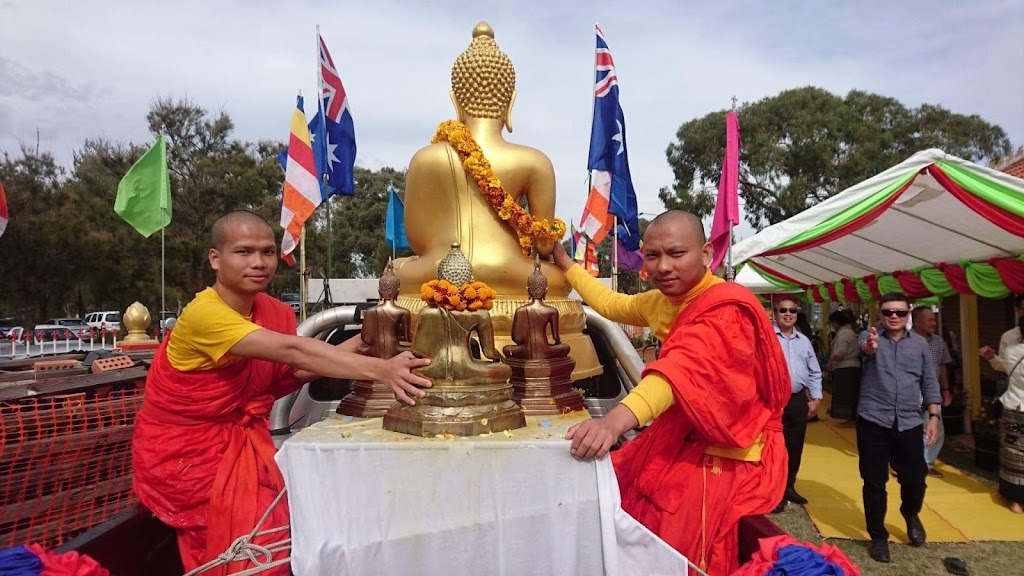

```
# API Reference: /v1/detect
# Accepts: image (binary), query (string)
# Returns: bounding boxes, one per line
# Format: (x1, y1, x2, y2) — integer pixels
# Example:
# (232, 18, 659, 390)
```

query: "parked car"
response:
(280, 292, 301, 313)
(46, 317, 91, 336)
(32, 324, 76, 345)
(0, 317, 18, 338)
(85, 311, 122, 333)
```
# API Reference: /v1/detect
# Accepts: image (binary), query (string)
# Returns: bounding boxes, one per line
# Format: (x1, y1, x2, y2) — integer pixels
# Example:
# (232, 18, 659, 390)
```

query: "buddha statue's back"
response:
(394, 22, 602, 380)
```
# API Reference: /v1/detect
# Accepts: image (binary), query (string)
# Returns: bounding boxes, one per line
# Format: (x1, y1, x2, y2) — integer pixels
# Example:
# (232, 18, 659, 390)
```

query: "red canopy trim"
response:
(927, 165, 1024, 237)
(892, 270, 933, 299)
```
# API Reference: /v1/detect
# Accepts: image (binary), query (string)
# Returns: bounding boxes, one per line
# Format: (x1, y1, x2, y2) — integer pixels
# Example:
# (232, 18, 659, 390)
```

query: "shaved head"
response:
(211, 210, 273, 249)
(647, 210, 707, 244)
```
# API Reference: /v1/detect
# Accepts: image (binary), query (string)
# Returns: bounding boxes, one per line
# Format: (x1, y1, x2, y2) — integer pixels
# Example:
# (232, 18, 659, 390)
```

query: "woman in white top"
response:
(980, 294, 1024, 513)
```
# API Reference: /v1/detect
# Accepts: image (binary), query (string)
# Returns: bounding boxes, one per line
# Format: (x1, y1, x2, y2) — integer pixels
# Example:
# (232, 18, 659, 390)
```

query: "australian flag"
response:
(315, 34, 357, 198)
(587, 25, 640, 250)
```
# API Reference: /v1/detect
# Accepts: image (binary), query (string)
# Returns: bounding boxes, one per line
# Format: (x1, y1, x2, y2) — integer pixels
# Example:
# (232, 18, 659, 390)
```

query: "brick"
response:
(91, 356, 135, 374)
(33, 359, 80, 373)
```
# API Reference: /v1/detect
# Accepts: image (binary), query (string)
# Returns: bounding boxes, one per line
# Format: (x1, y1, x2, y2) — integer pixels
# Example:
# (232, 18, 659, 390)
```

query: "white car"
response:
(85, 311, 122, 333)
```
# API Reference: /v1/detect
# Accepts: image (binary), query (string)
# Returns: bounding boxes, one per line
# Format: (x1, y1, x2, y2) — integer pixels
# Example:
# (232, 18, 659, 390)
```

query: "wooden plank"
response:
(0, 365, 147, 401)
(0, 354, 87, 370)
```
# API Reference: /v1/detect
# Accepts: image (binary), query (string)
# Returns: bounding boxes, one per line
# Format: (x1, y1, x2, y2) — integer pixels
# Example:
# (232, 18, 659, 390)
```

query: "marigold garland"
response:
(433, 120, 567, 255)
(421, 279, 497, 312)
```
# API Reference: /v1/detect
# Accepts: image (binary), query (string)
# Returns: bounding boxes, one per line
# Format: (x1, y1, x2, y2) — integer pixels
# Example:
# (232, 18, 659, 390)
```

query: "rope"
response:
(183, 488, 291, 576)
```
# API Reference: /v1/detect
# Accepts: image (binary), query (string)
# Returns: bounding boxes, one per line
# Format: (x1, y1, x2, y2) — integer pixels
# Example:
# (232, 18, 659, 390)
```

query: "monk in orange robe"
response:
(554, 211, 790, 575)
(132, 211, 432, 575)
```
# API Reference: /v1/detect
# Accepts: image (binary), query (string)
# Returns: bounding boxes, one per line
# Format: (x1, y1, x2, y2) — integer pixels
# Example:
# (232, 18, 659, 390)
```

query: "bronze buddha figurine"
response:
(394, 21, 603, 382)
(337, 260, 411, 417)
(503, 257, 570, 360)
(384, 244, 525, 436)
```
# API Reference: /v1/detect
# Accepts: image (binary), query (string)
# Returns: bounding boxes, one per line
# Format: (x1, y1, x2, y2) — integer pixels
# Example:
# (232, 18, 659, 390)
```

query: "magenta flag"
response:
(709, 111, 740, 273)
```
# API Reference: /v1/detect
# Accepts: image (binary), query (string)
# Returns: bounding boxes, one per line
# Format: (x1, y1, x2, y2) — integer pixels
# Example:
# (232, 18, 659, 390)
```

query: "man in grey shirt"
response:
(857, 292, 942, 564)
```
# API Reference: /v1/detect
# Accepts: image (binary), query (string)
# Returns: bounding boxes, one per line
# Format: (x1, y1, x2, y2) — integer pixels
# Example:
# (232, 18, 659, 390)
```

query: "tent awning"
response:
(731, 149, 1024, 302)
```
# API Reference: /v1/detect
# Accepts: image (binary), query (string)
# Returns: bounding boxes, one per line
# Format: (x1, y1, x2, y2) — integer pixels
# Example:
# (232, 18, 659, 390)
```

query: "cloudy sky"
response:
(2, 0, 1022, 237)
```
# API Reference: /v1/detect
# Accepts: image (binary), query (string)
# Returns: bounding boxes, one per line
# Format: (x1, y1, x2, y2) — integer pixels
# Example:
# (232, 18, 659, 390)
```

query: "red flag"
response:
(709, 111, 740, 273)
(0, 179, 8, 239)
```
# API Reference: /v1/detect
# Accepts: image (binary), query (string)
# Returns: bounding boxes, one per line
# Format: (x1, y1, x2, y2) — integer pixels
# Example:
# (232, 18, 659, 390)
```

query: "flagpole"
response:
(612, 217, 619, 292)
(300, 226, 307, 323)
(161, 208, 166, 339)
(727, 96, 738, 282)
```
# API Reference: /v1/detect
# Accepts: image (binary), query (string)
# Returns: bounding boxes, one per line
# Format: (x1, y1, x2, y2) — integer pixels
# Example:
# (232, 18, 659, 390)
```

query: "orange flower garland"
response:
(433, 120, 567, 255)
(421, 279, 497, 312)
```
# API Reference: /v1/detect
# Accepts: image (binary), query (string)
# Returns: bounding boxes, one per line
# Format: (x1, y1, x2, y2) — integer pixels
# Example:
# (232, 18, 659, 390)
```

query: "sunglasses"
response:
(880, 309, 909, 318)
(776, 307, 800, 314)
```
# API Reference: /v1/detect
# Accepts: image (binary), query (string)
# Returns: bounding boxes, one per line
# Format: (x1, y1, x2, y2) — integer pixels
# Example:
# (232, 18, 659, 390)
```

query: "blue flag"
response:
(317, 34, 357, 197)
(587, 25, 640, 250)
(385, 185, 409, 251)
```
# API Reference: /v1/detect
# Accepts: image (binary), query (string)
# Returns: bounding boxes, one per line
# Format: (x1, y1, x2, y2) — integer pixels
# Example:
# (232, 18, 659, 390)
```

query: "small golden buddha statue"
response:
(394, 21, 602, 382)
(338, 260, 410, 417)
(384, 244, 525, 436)
(503, 259, 584, 415)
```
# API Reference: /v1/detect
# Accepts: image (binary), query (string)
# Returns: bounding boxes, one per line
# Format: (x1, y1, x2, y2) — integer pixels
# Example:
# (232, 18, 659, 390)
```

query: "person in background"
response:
(911, 306, 954, 478)
(828, 310, 861, 427)
(857, 292, 941, 564)
(771, 297, 822, 513)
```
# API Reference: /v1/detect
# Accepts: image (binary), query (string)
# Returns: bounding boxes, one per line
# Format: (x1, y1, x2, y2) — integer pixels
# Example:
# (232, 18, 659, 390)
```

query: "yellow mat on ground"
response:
(798, 414, 1024, 542)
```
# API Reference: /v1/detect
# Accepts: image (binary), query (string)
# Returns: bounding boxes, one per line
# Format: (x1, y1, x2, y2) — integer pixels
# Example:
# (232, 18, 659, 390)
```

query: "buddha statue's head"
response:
(526, 256, 548, 300)
(450, 21, 517, 132)
(379, 259, 400, 300)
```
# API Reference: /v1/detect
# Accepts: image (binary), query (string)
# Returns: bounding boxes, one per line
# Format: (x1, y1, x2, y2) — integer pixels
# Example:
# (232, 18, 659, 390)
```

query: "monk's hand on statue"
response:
(862, 328, 879, 354)
(384, 351, 432, 405)
(565, 419, 616, 460)
(980, 346, 996, 361)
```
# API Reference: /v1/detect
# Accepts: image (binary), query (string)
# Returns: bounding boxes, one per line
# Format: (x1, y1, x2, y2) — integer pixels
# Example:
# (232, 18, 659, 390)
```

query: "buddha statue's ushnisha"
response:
(394, 21, 603, 381)
(337, 260, 410, 417)
(383, 244, 525, 436)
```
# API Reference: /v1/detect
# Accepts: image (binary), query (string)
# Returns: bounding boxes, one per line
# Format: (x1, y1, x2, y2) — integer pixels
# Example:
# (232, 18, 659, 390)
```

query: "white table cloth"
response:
(276, 412, 690, 576)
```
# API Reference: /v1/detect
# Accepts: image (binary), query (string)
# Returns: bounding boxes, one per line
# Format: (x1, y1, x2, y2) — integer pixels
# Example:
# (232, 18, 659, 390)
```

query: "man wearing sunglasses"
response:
(857, 292, 942, 563)
(771, 298, 823, 513)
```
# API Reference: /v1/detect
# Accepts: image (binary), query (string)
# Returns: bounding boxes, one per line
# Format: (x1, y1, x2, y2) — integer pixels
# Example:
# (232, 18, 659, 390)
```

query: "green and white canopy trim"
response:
(731, 149, 1024, 303)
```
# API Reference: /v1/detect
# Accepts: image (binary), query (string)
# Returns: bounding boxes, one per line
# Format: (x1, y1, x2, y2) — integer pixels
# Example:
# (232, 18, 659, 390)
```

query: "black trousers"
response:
(782, 391, 809, 493)
(829, 367, 861, 420)
(856, 417, 927, 540)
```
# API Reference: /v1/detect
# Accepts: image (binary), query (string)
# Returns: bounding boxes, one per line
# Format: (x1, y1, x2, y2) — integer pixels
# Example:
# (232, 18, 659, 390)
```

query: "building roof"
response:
(993, 147, 1024, 179)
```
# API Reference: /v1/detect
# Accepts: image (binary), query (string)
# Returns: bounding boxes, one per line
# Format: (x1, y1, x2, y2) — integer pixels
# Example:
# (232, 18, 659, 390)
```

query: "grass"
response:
(769, 434, 1024, 575)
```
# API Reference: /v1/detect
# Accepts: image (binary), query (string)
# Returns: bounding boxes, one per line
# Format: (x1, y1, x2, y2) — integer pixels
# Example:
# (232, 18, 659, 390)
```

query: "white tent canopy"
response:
(731, 149, 1024, 289)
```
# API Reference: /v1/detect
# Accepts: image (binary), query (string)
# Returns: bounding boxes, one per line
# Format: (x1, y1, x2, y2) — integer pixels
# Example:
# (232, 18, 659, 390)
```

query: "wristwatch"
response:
(928, 413, 941, 420)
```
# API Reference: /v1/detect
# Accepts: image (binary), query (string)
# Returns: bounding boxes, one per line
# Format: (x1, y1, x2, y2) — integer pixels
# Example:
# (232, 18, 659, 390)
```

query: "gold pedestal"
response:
(337, 380, 397, 418)
(505, 356, 585, 415)
(397, 296, 602, 381)
(383, 381, 525, 437)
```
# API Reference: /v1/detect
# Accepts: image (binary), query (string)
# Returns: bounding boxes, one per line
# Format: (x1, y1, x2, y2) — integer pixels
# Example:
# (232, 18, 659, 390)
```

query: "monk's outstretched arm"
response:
(231, 329, 431, 404)
(551, 242, 647, 326)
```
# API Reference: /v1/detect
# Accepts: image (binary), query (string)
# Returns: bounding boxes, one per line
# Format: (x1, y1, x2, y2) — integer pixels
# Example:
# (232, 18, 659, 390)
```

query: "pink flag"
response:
(709, 111, 740, 273)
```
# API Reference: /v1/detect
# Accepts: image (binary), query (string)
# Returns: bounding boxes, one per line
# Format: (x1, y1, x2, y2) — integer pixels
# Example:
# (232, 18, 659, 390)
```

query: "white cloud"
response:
(1, 0, 1021, 236)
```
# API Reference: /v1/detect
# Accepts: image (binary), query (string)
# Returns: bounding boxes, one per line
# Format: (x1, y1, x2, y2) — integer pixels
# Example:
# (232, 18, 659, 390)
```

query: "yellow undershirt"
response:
(166, 287, 263, 371)
(566, 264, 723, 424)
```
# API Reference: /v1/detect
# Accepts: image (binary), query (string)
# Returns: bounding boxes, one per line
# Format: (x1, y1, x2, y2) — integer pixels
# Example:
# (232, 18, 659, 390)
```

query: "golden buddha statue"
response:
(338, 260, 410, 417)
(394, 21, 602, 380)
(384, 244, 525, 436)
(503, 259, 585, 416)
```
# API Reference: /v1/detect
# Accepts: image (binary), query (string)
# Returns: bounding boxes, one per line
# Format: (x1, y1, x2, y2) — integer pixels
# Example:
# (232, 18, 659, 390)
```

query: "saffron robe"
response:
(612, 282, 791, 575)
(132, 293, 301, 575)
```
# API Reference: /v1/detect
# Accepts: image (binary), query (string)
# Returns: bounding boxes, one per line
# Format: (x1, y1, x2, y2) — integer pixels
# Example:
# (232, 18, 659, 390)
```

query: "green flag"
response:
(114, 134, 172, 237)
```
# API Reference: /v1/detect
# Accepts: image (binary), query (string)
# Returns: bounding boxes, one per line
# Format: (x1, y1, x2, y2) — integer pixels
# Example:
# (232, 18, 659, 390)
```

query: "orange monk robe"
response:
(612, 282, 791, 575)
(132, 292, 301, 576)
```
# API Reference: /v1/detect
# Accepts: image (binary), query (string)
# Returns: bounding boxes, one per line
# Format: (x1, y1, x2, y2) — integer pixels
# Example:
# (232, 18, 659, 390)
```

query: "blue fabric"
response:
(765, 544, 845, 575)
(0, 545, 42, 576)
(317, 35, 357, 197)
(278, 107, 337, 201)
(385, 185, 410, 251)
(587, 28, 639, 250)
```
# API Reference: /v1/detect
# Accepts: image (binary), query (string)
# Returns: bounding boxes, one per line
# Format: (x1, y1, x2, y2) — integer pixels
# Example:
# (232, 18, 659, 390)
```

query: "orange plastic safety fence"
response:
(0, 387, 143, 550)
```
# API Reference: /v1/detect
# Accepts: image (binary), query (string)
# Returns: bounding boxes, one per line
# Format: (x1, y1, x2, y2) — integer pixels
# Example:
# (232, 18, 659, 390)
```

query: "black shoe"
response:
(771, 501, 786, 514)
(785, 489, 808, 505)
(906, 514, 926, 546)
(869, 539, 891, 563)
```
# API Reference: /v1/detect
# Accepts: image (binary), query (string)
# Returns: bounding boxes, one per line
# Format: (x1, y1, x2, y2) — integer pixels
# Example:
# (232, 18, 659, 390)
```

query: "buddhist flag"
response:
(709, 111, 740, 273)
(0, 179, 8, 239)
(385, 184, 409, 251)
(114, 135, 172, 237)
(279, 95, 321, 266)
(579, 170, 613, 244)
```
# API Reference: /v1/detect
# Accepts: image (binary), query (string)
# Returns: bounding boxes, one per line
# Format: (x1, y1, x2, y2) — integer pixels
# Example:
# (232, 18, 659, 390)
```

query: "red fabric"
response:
(132, 293, 301, 576)
(825, 282, 840, 302)
(811, 286, 823, 303)
(863, 275, 882, 300)
(730, 535, 860, 576)
(892, 270, 932, 299)
(750, 262, 806, 289)
(990, 257, 1024, 294)
(26, 544, 109, 576)
(927, 165, 1024, 237)
(761, 177, 914, 257)
(841, 278, 860, 302)
(938, 262, 972, 294)
(613, 283, 790, 576)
